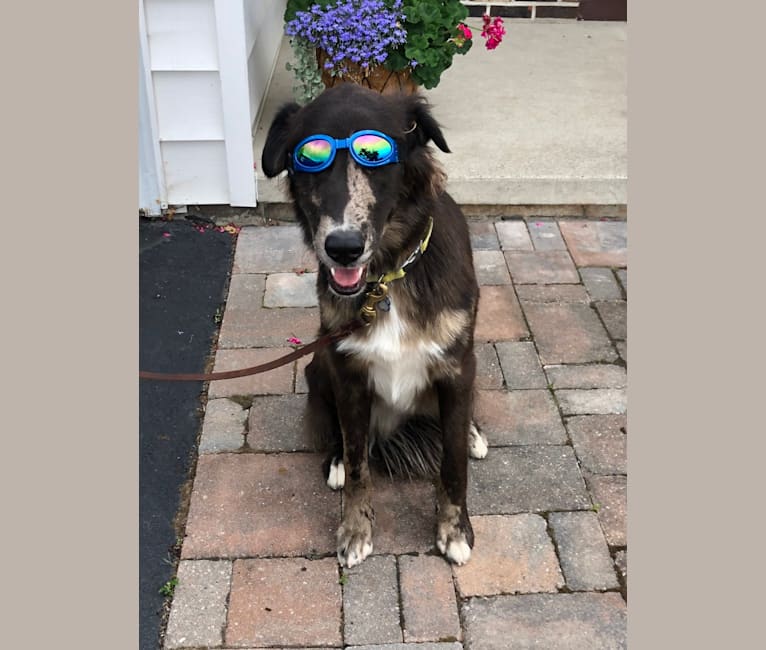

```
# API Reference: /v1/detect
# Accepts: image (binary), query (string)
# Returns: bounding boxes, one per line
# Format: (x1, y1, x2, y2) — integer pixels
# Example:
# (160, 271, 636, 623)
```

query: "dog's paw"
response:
(436, 503, 474, 566)
(437, 533, 472, 566)
(468, 422, 488, 460)
(326, 457, 345, 490)
(337, 517, 373, 568)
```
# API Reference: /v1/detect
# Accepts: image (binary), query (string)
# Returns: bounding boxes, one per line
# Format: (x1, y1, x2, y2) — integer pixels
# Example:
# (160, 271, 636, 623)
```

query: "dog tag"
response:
(378, 296, 391, 312)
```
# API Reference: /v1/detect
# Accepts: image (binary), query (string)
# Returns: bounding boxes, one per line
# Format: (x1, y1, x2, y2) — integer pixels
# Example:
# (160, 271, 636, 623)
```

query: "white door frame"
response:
(214, 0, 257, 207)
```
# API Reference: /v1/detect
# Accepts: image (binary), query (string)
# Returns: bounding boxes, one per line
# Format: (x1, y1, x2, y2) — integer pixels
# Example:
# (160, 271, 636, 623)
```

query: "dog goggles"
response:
(293, 130, 399, 173)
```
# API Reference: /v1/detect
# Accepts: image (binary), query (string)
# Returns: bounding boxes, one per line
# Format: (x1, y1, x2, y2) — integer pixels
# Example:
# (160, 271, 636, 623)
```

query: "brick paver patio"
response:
(164, 216, 627, 649)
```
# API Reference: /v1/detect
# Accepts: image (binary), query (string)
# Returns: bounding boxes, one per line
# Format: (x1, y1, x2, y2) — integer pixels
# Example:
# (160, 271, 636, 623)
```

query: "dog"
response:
(261, 83, 488, 568)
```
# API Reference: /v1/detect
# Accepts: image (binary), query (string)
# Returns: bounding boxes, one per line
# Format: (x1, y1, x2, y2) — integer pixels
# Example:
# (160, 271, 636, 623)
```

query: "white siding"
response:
(143, 0, 219, 70)
(162, 141, 230, 205)
(139, 0, 285, 209)
(152, 71, 225, 141)
(139, 0, 166, 215)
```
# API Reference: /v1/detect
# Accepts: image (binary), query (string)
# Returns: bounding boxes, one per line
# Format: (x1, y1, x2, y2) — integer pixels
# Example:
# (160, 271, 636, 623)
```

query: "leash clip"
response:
(359, 281, 389, 323)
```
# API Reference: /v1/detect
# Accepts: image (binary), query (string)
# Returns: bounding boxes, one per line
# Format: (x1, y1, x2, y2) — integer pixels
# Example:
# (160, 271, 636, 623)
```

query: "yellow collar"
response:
(368, 215, 434, 284)
(359, 216, 433, 323)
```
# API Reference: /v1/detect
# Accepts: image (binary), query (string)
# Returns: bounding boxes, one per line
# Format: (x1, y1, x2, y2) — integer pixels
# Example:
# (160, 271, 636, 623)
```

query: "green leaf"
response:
(384, 50, 410, 71)
(159, 577, 178, 597)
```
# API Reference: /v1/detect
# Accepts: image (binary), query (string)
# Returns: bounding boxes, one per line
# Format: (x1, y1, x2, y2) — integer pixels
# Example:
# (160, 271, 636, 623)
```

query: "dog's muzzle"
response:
(324, 229, 368, 295)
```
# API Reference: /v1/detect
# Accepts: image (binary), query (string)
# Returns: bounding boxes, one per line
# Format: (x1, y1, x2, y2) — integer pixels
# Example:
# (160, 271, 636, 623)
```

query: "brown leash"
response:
(138, 318, 366, 382)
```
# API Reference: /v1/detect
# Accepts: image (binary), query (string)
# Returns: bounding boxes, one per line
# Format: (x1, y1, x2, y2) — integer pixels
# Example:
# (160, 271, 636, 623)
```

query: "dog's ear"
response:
(403, 95, 450, 154)
(261, 102, 301, 177)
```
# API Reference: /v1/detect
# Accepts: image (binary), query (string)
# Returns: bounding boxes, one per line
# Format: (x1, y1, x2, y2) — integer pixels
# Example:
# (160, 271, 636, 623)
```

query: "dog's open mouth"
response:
(329, 265, 368, 296)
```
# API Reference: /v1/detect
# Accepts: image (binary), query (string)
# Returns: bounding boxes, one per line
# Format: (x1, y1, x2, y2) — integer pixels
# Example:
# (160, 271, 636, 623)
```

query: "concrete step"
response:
(252, 19, 626, 212)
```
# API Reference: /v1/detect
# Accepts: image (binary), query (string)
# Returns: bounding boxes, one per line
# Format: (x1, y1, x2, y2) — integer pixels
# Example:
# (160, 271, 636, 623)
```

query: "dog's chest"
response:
(337, 303, 443, 412)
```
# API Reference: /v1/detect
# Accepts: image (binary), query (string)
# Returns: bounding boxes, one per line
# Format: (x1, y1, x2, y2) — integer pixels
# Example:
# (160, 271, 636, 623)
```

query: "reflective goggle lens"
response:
(351, 134, 393, 164)
(295, 139, 332, 168)
(292, 131, 398, 173)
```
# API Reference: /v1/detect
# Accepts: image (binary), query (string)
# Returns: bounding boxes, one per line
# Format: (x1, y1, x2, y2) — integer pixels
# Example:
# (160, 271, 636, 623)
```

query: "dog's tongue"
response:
(331, 266, 365, 288)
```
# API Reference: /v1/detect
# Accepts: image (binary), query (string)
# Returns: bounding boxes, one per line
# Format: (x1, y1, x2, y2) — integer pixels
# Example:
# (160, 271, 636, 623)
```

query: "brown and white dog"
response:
(261, 83, 488, 568)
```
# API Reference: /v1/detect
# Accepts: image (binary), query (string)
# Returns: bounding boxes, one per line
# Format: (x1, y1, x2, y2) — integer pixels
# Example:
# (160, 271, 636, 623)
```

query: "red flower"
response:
(481, 14, 505, 50)
(457, 23, 472, 40)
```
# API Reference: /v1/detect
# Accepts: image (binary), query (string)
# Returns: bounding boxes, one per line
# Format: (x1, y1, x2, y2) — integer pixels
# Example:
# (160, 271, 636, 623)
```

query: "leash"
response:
(139, 216, 433, 382)
(138, 318, 365, 382)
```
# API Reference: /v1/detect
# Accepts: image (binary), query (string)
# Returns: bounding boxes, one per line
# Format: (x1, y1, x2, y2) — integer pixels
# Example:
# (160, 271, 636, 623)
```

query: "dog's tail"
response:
(371, 416, 443, 479)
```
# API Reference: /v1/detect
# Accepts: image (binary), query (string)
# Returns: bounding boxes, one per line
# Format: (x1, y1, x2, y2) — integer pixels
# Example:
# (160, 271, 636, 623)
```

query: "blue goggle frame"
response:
(292, 130, 399, 173)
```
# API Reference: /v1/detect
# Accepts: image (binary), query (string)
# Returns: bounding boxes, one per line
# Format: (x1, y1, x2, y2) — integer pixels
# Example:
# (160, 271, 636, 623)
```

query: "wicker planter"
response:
(317, 49, 419, 95)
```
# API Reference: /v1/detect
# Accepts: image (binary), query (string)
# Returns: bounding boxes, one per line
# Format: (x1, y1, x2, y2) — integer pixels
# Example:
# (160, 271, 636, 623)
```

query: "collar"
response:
(366, 215, 433, 284)
(359, 216, 433, 323)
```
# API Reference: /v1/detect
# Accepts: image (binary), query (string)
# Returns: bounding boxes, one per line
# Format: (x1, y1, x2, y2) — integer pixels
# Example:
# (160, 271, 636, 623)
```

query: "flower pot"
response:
(316, 49, 419, 95)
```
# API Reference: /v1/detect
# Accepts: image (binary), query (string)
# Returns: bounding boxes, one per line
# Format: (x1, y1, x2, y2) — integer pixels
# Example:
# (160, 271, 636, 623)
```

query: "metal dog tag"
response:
(378, 296, 391, 312)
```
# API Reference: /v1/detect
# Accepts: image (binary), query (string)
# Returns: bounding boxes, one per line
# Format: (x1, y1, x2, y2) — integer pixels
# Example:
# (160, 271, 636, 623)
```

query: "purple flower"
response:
(286, 0, 407, 72)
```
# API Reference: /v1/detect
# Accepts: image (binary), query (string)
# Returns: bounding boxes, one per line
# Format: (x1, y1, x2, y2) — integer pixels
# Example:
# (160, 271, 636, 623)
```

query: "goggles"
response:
(292, 130, 399, 173)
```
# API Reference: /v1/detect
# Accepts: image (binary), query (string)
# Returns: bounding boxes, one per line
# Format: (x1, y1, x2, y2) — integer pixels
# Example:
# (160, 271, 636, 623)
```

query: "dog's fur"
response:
(261, 84, 487, 567)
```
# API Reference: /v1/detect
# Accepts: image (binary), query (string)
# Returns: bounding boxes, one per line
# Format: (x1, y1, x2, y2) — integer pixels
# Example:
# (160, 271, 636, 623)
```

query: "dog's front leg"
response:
(435, 354, 476, 565)
(330, 362, 375, 568)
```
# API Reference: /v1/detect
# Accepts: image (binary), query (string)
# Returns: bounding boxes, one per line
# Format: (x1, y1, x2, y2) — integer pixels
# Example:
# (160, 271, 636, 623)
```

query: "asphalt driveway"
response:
(139, 217, 236, 650)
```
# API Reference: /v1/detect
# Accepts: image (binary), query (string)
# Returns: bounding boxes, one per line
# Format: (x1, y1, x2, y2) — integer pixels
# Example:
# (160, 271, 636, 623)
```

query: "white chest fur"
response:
(337, 302, 444, 413)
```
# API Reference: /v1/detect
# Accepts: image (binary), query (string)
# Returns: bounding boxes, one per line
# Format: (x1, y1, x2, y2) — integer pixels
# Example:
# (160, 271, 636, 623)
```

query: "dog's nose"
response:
(324, 230, 365, 265)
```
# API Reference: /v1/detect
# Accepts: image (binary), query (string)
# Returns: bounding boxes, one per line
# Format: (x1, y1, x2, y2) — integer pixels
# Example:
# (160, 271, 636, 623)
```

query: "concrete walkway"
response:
(253, 19, 627, 209)
(163, 216, 627, 649)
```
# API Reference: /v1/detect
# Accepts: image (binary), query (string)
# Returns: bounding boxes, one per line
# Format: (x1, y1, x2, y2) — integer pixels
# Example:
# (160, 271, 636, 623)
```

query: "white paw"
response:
(445, 538, 472, 565)
(337, 524, 373, 568)
(437, 530, 472, 565)
(468, 423, 488, 459)
(327, 458, 345, 490)
(339, 538, 373, 568)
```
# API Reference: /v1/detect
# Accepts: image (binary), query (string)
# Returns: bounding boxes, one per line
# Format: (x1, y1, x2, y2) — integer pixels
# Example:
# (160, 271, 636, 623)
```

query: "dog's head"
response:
(261, 84, 449, 298)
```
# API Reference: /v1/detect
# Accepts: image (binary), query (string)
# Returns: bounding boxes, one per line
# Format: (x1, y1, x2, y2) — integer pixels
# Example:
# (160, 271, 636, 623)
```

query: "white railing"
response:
(461, 1, 580, 20)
